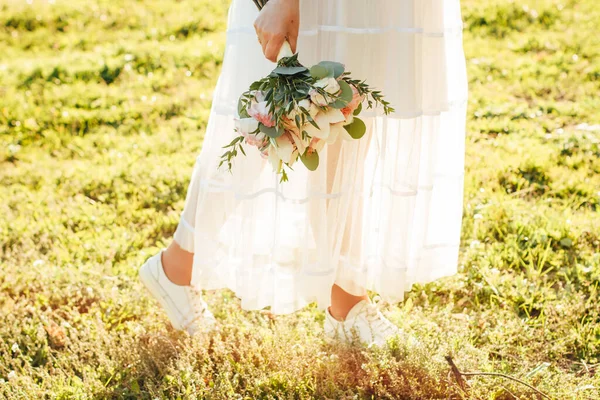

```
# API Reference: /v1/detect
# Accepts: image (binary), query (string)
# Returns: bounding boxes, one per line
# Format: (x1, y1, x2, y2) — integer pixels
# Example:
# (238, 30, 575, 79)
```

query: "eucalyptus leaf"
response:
(317, 61, 345, 78)
(310, 65, 329, 79)
(344, 117, 366, 139)
(300, 150, 320, 171)
(353, 101, 363, 116)
(330, 80, 353, 109)
(272, 66, 308, 76)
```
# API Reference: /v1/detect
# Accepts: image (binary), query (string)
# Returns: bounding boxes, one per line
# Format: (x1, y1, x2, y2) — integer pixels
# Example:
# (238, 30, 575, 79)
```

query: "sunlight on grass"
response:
(1, 0, 599, 398)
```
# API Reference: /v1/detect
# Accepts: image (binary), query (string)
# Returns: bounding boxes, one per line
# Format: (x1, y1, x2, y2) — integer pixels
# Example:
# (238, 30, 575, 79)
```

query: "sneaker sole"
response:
(138, 258, 185, 331)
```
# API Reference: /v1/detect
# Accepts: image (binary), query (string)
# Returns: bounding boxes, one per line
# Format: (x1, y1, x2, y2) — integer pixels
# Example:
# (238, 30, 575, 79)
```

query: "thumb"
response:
(287, 33, 298, 54)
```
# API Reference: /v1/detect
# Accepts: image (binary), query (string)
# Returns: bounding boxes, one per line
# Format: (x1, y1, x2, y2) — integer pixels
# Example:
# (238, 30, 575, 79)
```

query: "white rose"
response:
(309, 89, 329, 107)
(315, 77, 340, 95)
(309, 77, 341, 106)
(287, 99, 319, 125)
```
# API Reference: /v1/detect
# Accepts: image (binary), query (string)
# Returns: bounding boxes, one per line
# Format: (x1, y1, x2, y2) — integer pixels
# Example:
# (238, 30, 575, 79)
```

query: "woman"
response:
(139, 0, 468, 346)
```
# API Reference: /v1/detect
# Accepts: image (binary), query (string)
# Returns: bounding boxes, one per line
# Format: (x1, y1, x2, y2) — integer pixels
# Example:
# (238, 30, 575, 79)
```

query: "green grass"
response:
(1, 0, 600, 398)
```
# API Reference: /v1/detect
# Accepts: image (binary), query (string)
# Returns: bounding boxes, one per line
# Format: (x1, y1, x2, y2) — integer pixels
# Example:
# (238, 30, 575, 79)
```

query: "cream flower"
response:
(330, 121, 354, 142)
(309, 77, 341, 106)
(303, 108, 345, 140)
(268, 145, 282, 172)
(289, 99, 319, 122)
(275, 133, 298, 165)
(316, 77, 341, 94)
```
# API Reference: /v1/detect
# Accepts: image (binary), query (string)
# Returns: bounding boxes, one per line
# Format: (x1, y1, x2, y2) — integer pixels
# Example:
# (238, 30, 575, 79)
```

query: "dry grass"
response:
(1, 0, 600, 398)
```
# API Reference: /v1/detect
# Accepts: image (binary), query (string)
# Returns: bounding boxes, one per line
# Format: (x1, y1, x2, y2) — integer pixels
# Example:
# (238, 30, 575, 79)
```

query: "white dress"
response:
(173, 0, 468, 314)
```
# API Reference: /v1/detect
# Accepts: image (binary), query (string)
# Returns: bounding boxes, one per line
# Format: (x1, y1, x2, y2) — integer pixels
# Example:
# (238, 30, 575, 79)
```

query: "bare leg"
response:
(329, 284, 370, 321)
(324, 128, 374, 321)
(328, 153, 370, 321)
(161, 241, 193, 286)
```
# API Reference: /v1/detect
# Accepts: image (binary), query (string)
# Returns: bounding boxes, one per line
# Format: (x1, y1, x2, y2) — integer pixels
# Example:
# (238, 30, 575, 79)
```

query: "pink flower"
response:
(252, 90, 266, 103)
(340, 85, 364, 119)
(235, 117, 267, 147)
(248, 101, 275, 128)
(242, 131, 267, 147)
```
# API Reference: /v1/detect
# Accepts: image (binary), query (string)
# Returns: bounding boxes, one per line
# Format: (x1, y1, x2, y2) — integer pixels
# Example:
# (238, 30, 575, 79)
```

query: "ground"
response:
(1, 0, 599, 398)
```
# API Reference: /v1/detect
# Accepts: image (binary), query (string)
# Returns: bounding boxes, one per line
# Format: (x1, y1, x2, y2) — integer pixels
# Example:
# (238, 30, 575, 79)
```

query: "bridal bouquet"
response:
(219, 3, 394, 182)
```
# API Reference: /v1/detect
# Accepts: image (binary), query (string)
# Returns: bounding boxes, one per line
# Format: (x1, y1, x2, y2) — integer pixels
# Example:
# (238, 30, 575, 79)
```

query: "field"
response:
(1, 0, 600, 398)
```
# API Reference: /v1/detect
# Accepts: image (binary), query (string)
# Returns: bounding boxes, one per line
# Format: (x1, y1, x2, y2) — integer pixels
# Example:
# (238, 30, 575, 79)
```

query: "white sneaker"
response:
(324, 299, 402, 347)
(138, 250, 217, 335)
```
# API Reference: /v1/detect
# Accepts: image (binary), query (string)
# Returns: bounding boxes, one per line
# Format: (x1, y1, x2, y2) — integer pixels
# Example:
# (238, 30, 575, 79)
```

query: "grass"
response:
(1, 0, 600, 398)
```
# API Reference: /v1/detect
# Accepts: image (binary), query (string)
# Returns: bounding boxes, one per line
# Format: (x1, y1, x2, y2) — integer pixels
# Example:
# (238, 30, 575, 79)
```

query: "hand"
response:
(253, 0, 299, 62)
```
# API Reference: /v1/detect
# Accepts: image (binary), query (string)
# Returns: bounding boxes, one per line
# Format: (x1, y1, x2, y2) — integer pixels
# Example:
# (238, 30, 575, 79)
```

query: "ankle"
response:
(161, 251, 192, 286)
(328, 306, 347, 322)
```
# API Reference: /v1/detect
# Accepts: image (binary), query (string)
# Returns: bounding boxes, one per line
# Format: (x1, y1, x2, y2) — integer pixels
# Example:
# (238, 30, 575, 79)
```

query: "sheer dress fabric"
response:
(173, 0, 469, 314)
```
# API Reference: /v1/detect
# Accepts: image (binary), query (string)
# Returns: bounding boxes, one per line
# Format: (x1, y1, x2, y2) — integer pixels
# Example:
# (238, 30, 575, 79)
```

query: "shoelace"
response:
(184, 287, 212, 328)
(364, 302, 399, 338)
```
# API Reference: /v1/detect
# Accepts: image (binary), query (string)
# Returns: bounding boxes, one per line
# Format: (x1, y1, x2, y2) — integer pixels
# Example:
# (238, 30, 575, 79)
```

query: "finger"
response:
(256, 29, 268, 55)
(265, 35, 285, 62)
(287, 33, 298, 54)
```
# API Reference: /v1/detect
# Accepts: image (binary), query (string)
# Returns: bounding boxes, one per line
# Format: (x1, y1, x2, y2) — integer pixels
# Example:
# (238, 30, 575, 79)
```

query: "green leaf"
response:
(264, 88, 273, 102)
(280, 168, 289, 183)
(344, 117, 366, 139)
(272, 66, 308, 76)
(237, 97, 244, 115)
(260, 124, 282, 138)
(353, 101, 363, 116)
(249, 81, 262, 91)
(559, 238, 573, 248)
(330, 80, 353, 109)
(300, 150, 320, 171)
(317, 61, 345, 78)
(274, 89, 285, 102)
(309, 65, 329, 79)
(300, 106, 320, 130)
(292, 90, 307, 100)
